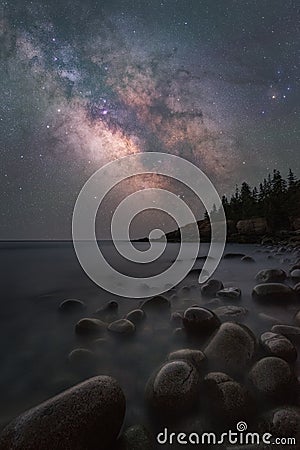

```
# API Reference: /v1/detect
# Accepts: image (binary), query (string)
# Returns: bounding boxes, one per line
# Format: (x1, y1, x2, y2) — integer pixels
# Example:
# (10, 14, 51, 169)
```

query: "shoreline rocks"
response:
(0, 376, 126, 450)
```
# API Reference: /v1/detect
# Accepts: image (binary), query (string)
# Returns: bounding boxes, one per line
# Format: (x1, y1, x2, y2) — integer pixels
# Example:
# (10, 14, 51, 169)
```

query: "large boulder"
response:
(141, 296, 170, 314)
(252, 283, 295, 302)
(248, 357, 292, 399)
(75, 318, 107, 337)
(260, 332, 297, 363)
(271, 325, 300, 343)
(213, 305, 248, 322)
(204, 323, 256, 375)
(236, 218, 269, 235)
(182, 307, 220, 336)
(255, 269, 286, 283)
(117, 424, 153, 450)
(200, 279, 224, 297)
(167, 349, 206, 372)
(145, 360, 201, 418)
(0, 376, 126, 450)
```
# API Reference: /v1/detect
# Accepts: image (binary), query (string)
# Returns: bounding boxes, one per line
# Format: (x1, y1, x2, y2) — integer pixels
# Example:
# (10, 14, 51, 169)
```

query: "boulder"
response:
(108, 319, 135, 336)
(204, 323, 256, 375)
(241, 256, 255, 263)
(260, 332, 297, 363)
(252, 283, 295, 302)
(182, 307, 220, 336)
(145, 361, 200, 417)
(271, 325, 300, 343)
(290, 269, 300, 279)
(258, 407, 300, 443)
(255, 269, 286, 282)
(0, 376, 126, 450)
(213, 305, 248, 322)
(248, 357, 292, 398)
(141, 296, 170, 314)
(125, 309, 145, 325)
(117, 425, 153, 450)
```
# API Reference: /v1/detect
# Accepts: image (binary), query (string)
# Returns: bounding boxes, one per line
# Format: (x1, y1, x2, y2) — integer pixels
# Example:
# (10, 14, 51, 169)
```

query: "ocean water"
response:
(0, 241, 299, 433)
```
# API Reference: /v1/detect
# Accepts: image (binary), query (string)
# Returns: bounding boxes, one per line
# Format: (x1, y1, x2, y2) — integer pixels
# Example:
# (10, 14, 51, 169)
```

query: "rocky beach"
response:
(0, 240, 299, 449)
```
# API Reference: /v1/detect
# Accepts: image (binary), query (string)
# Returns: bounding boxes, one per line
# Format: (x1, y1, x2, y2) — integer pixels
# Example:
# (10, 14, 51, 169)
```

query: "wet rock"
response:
(108, 319, 135, 336)
(224, 253, 245, 259)
(295, 311, 300, 326)
(145, 360, 201, 417)
(294, 282, 300, 295)
(271, 325, 300, 343)
(167, 349, 206, 372)
(200, 279, 224, 297)
(172, 327, 185, 340)
(117, 424, 153, 450)
(203, 372, 253, 424)
(59, 298, 86, 312)
(217, 287, 241, 299)
(204, 323, 256, 375)
(248, 357, 292, 398)
(182, 307, 220, 336)
(68, 348, 95, 365)
(141, 296, 170, 314)
(255, 269, 286, 282)
(95, 301, 118, 321)
(290, 269, 300, 279)
(260, 332, 297, 363)
(252, 283, 294, 302)
(0, 376, 126, 450)
(75, 318, 106, 337)
(213, 305, 248, 322)
(125, 309, 145, 325)
(241, 256, 255, 263)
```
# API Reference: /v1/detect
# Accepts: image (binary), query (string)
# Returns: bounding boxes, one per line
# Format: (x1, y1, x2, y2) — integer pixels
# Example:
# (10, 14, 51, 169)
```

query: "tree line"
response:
(206, 169, 300, 230)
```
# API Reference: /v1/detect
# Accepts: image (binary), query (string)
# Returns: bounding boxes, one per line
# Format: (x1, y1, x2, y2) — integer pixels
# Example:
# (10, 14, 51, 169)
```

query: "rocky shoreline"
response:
(1, 243, 300, 449)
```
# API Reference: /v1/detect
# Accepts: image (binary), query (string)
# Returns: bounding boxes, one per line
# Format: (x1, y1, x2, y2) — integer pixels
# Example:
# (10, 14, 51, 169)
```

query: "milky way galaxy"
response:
(1, 0, 299, 238)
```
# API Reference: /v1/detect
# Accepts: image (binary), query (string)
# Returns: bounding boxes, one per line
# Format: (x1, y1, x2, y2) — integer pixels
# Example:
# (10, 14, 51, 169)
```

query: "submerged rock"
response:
(108, 319, 135, 336)
(260, 332, 297, 363)
(0, 376, 126, 450)
(204, 322, 256, 375)
(182, 307, 220, 335)
(258, 407, 300, 443)
(59, 298, 86, 312)
(216, 287, 241, 299)
(241, 255, 255, 263)
(255, 269, 286, 283)
(145, 360, 200, 418)
(68, 348, 95, 365)
(271, 324, 300, 343)
(248, 357, 292, 398)
(125, 309, 145, 325)
(290, 269, 300, 279)
(141, 296, 170, 314)
(75, 318, 106, 337)
(213, 305, 248, 322)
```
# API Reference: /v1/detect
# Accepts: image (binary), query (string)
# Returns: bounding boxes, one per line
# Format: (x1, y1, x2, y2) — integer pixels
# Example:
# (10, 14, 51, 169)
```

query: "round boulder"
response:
(182, 307, 220, 336)
(108, 319, 135, 336)
(271, 324, 300, 343)
(255, 269, 286, 283)
(260, 332, 297, 363)
(241, 256, 255, 263)
(252, 283, 295, 302)
(141, 296, 170, 314)
(290, 269, 300, 279)
(145, 360, 200, 417)
(117, 425, 153, 450)
(213, 305, 248, 322)
(204, 322, 256, 375)
(0, 376, 126, 450)
(248, 357, 292, 398)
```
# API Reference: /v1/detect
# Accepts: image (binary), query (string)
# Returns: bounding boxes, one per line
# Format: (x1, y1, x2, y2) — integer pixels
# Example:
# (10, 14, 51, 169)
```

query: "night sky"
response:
(1, 0, 299, 239)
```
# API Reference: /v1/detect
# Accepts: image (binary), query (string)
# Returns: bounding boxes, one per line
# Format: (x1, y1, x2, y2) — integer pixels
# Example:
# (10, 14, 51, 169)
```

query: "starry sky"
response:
(1, 0, 299, 239)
